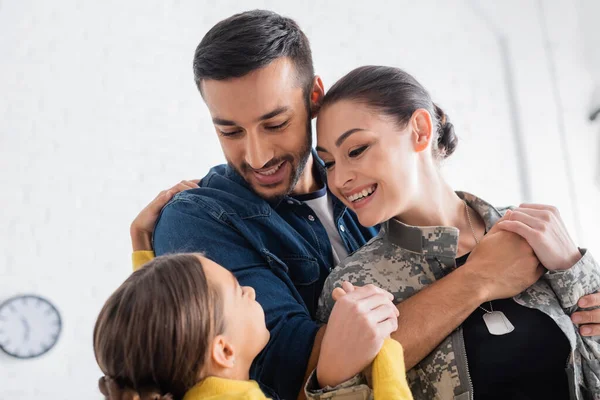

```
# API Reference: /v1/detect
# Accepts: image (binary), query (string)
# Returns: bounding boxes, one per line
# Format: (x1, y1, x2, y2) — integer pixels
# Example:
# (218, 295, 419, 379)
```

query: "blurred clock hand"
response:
(21, 317, 30, 341)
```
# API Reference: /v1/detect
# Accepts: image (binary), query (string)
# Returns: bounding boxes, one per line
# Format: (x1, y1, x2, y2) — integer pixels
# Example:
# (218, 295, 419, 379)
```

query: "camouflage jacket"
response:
(316, 192, 600, 400)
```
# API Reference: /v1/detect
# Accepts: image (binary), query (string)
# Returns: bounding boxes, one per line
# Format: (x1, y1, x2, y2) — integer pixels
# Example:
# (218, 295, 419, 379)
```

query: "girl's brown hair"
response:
(94, 254, 225, 399)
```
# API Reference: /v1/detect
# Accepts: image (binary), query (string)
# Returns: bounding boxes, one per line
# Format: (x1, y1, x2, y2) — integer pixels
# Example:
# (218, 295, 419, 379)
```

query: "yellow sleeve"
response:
(372, 338, 414, 400)
(132, 250, 155, 271)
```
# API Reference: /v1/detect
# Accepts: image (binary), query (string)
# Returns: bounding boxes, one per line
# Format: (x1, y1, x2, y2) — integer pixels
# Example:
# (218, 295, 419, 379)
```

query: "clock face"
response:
(0, 295, 62, 359)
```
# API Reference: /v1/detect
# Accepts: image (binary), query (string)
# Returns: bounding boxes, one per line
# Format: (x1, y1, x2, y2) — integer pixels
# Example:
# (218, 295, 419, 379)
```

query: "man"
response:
(147, 10, 600, 399)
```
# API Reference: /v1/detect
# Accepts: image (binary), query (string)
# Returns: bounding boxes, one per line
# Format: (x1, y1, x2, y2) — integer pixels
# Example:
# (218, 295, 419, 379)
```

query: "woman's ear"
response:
(309, 76, 325, 118)
(411, 108, 434, 153)
(210, 335, 236, 370)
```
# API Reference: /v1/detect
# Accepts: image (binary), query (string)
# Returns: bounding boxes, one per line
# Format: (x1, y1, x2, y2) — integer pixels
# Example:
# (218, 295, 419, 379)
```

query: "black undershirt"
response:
(456, 253, 571, 400)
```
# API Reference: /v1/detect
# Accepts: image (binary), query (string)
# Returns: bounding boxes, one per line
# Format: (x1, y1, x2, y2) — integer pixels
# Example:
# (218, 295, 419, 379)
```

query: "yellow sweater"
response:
(183, 377, 265, 400)
(132, 251, 413, 400)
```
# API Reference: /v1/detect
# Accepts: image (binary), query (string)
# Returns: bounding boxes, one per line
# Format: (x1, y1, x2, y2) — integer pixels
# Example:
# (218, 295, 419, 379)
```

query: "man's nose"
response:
(245, 132, 274, 170)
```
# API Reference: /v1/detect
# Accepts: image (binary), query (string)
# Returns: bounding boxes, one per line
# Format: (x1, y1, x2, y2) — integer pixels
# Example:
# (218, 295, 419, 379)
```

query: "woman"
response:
(94, 181, 413, 400)
(314, 66, 600, 400)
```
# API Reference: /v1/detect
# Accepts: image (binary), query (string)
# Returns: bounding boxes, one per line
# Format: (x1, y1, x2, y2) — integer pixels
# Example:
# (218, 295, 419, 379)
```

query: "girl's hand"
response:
(130, 180, 199, 251)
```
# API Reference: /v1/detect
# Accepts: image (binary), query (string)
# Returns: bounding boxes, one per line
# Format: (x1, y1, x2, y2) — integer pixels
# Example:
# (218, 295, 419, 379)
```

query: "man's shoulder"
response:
(163, 164, 272, 220)
(152, 166, 273, 258)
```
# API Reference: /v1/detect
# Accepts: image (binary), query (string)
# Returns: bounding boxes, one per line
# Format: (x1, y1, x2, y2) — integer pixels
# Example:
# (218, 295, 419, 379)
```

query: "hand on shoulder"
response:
(130, 180, 199, 251)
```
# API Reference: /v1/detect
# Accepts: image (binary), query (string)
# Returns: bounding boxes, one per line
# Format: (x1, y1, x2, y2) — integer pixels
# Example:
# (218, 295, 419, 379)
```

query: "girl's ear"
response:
(210, 335, 236, 369)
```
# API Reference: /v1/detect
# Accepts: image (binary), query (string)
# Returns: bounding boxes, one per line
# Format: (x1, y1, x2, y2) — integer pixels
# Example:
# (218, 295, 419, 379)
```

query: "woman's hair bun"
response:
(433, 103, 458, 158)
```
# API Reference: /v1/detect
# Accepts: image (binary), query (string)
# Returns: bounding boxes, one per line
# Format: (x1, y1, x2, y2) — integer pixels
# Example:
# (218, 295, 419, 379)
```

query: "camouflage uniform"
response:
(314, 192, 600, 400)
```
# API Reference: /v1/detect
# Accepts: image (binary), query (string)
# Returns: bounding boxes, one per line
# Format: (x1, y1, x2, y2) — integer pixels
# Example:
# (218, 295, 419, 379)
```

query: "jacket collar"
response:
(382, 192, 503, 258)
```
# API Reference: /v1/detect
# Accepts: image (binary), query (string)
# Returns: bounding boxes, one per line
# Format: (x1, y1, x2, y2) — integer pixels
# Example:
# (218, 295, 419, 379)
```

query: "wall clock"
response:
(0, 295, 62, 359)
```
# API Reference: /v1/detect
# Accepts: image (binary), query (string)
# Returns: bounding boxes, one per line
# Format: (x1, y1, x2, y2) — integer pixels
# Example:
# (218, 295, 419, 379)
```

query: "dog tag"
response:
(482, 311, 515, 335)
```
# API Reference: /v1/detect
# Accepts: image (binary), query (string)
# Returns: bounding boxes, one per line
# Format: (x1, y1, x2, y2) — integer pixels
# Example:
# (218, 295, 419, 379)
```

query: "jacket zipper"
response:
(458, 328, 474, 399)
(438, 257, 475, 400)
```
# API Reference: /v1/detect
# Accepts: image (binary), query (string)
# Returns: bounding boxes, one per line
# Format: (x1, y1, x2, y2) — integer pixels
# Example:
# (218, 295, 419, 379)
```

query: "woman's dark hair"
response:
(94, 254, 225, 400)
(321, 65, 458, 159)
(193, 10, 315, 99)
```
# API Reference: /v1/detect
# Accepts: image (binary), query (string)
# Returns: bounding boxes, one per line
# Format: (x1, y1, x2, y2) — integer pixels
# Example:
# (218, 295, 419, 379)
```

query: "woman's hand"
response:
(496, 204, 600, 337)
(496, 204, 581, 271)
(130, 180, 199, 251)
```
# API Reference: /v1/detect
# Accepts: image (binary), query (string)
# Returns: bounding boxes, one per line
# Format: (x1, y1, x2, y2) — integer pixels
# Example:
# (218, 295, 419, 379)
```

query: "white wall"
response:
(0, 0, 598, 398)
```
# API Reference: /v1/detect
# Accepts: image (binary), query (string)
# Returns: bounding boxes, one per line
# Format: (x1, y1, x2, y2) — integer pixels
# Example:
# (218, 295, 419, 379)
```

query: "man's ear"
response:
(309, 76, 325, 119)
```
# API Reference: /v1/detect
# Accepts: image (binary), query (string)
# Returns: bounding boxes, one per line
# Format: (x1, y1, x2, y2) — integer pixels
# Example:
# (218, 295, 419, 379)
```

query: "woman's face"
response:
(199, 256, 270, 364)
(316, 100, 420, 227)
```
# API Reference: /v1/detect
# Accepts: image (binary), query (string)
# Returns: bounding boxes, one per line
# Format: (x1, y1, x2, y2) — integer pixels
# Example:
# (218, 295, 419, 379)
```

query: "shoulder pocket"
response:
(262, 250, 319, 285)
(263, 250, 321, 313)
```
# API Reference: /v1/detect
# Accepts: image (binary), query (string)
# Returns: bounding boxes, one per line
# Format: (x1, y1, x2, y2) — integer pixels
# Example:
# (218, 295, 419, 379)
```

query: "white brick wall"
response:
(0, 1, 598, 398)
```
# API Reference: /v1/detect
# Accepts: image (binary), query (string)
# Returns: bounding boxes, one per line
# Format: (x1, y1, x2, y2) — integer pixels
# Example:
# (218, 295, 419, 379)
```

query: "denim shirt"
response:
(153, 156, 378, 400)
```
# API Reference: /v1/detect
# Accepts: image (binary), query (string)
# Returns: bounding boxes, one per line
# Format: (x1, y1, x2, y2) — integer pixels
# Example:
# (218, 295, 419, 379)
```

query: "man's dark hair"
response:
(193, 10, 315, 97)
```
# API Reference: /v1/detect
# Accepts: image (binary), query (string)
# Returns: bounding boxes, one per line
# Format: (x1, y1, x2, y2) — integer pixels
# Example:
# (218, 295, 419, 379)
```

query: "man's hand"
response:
(130, 180, 199, 251)
(496, 204, 581, 271)
(317, 282, 398, 388)
(572, 293, 600, 336)
(465, 226, 543, 302)
(491, 205, 600, 336)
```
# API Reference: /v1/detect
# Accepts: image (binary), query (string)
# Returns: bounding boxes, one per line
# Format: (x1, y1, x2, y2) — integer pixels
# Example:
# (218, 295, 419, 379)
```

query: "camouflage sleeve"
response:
(543, 249, 600, 397)
(316, 271, 338, 324)
(496, 205, 517, 216)
(304, 370, 372, 400)
(543, 249, 600, 310)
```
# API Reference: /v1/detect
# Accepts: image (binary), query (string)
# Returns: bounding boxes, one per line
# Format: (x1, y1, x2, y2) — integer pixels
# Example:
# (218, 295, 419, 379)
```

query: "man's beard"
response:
(229, 118, 313, 202)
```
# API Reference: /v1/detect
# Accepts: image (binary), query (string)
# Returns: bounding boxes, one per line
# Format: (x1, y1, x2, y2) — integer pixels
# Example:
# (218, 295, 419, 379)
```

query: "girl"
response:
(94, 182, 413, 400)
